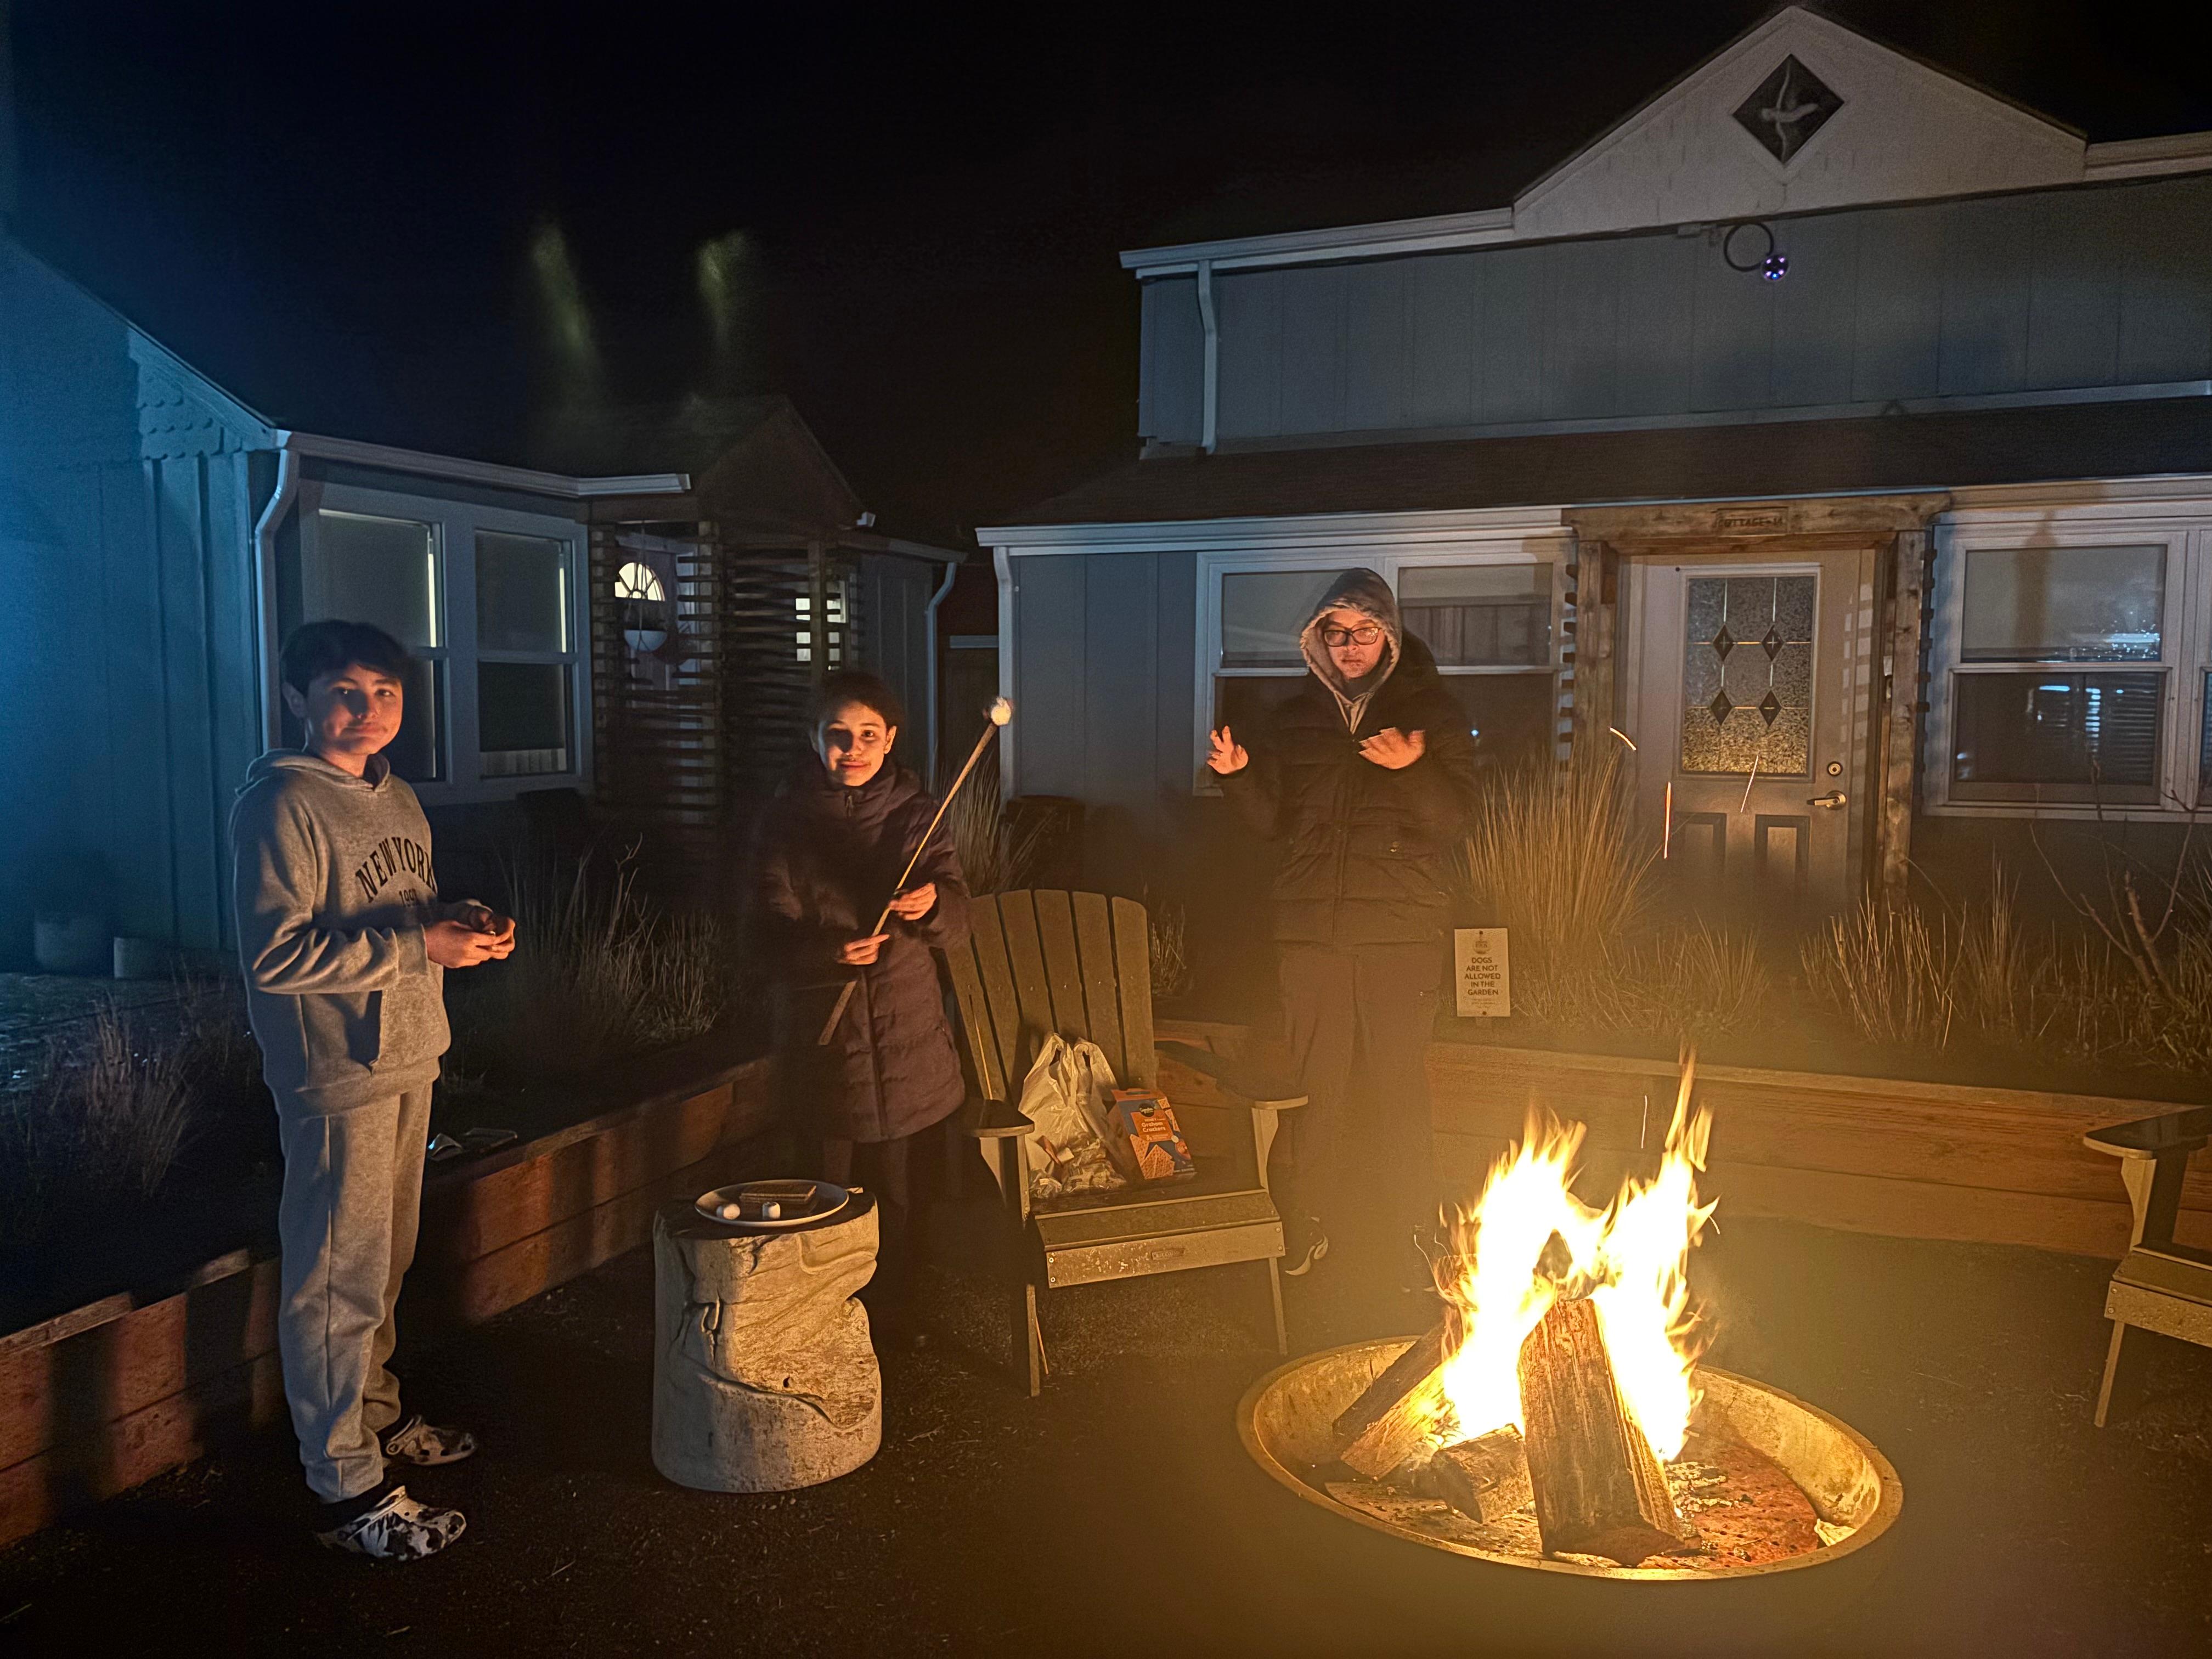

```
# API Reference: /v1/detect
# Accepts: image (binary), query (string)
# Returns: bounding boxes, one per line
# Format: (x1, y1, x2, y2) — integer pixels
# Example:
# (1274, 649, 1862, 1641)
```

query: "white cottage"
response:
(983, 4, 2212, 927)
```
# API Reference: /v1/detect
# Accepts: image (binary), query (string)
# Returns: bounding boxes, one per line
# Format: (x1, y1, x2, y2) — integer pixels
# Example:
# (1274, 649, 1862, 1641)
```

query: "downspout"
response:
(1195, 258, 1219, 454)
(923, 556, 958, 783)
(993, 545, 1016, 798)
(251, 435, 300, 749)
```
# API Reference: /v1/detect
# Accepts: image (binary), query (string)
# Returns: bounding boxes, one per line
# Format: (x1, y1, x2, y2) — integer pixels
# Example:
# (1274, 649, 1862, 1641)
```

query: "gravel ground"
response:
(4, 1203, 2211, 1657)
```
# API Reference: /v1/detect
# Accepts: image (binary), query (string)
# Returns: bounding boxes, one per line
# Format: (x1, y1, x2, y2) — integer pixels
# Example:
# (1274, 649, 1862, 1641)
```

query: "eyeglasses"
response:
(1321, 624, 1384, 648)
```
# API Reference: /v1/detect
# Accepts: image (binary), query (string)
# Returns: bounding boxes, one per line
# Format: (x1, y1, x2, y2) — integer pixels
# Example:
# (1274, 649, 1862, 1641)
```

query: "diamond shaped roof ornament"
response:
(1709, 691, 1734, 723)
(1712, 625, 1735, 660)
(1758, 691, 1782, 726)
(1733, 55, 1843, 164)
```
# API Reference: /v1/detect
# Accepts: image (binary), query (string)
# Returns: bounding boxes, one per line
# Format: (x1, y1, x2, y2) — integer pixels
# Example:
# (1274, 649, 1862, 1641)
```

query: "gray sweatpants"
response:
(273, 1087, 432, 1503)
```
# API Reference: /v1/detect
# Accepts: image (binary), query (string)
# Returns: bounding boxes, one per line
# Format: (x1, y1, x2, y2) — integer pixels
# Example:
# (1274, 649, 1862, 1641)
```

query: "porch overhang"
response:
(985, 396, 2212, 539)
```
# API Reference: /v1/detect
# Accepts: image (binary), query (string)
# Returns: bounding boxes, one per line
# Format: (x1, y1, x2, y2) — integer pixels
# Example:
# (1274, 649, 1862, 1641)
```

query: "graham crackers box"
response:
(1110, 1088, 1197, 1184)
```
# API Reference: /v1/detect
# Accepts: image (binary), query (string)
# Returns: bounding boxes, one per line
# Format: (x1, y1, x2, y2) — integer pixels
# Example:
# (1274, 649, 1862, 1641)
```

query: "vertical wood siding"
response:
(2, 242, 264, 958)
(1008, 551, 1199, 882)
(1139, 176, 2212, 447)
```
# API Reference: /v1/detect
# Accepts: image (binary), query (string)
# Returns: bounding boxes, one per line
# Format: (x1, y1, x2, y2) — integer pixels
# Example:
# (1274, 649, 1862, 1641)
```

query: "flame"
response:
(1434, 1065, 1715, 1463)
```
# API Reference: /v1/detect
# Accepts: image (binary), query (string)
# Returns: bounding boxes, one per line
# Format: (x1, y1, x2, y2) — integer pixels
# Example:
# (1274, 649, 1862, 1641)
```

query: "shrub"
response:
(1460, 751, 1652, 956)
(1147, 895, 1193, 1003)
(1800, 898, 1959, 1047)
(941, 749, 1041, 896)
(1, 1003, 195, 1246)
(449, 850, 726, 1077)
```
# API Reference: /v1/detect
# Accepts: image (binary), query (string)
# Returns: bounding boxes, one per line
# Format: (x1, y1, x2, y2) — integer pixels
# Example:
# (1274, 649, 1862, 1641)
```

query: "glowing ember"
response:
(1434, 1063, 1715, 1463)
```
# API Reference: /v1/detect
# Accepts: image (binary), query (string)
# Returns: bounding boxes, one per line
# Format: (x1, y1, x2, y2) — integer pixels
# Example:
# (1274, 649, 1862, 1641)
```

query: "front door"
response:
(1623, 550, 1870, 917)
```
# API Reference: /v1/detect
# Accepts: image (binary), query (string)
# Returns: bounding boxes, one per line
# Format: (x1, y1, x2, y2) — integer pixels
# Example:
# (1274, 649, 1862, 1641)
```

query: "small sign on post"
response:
(1454, 928, 1510, 1019)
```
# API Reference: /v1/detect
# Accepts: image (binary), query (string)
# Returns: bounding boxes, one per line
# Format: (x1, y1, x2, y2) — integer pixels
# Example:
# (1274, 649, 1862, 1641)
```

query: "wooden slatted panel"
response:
(1071, 892, 1126, 1084)
(968, 899, 1027, 1094)
(1110, 896, 1157, 1088)
(943, 945, 1006, 1104)
(995, 893, 1058, 1077)
(1031, 890, 1090, 1045)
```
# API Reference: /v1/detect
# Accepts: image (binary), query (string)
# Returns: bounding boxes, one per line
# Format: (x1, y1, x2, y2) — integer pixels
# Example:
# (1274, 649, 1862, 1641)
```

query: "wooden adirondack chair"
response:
(939, 889, 1305, 1394)
(2085, 1105, 2212, 1425)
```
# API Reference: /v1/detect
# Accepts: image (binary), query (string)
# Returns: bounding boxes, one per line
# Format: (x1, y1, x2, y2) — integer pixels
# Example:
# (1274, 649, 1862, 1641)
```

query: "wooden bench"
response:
(2083, 1105, 2212, 1425)
(941, 890, 1305, 1394)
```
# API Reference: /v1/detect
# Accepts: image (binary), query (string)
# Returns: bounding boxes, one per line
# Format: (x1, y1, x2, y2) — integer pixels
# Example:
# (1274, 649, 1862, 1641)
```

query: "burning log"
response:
(1332, 1322, 1452, 1479)
(1516, 1296, 1696, 1565)
(1423, 1427, 1532, 1523)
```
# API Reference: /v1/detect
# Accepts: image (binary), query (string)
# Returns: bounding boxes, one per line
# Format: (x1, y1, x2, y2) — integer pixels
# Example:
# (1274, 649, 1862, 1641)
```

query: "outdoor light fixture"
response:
(1722, 221, 1788, 281)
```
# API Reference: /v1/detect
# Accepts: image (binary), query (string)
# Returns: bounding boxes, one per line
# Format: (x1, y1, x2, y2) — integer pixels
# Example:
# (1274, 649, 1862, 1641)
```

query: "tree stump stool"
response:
(651, 1192, 882, 1492)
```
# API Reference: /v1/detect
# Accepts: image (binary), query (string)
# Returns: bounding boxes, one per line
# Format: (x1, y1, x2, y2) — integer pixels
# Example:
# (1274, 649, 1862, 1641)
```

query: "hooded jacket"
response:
(753, 759, 970, 1143)
(229, 751, 452, 1112)
(1218, 568, 1481, 946)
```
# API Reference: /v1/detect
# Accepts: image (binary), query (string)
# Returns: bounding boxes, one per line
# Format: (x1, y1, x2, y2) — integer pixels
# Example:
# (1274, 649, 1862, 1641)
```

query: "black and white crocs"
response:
(383, 1414, 478, 1466)
(315, 1486, 466, 1562)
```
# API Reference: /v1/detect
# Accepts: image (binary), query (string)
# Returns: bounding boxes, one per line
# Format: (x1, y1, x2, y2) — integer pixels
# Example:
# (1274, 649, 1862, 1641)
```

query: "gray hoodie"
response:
(1297, 568, 1404, 733)
(229, 751, 451, 1113)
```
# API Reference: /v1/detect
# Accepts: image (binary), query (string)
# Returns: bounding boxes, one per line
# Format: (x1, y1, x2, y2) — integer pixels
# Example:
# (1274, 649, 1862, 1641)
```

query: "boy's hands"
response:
(427, 919, 504, 968)
(449, 900, 517, 959)
(1206, 726, 1249, 775)
(427, 903, 517, 969)
(885, 883, 936, 921)
(837, 933, 889, 966)
(1358, 727, 1426, 769)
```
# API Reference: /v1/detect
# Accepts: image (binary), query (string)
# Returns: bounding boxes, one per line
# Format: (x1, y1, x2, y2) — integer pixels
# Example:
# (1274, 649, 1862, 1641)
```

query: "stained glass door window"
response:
(1679, 574, 1815, 776)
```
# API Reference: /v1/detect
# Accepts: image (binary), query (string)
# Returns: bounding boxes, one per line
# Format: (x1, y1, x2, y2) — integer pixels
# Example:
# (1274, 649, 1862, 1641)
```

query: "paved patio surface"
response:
(4, 1204, 2211, 1656)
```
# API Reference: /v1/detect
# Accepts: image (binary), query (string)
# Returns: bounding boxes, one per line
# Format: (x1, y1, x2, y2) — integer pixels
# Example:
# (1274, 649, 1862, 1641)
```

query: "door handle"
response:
(1807, 790, 1848, 809)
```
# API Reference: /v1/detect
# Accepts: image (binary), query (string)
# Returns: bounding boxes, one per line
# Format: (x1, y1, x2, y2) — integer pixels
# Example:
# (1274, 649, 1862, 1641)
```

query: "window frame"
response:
(1193, 540, 1568, 794)
(1926, 512, 2207, 819)
(298, 479, 592, 804)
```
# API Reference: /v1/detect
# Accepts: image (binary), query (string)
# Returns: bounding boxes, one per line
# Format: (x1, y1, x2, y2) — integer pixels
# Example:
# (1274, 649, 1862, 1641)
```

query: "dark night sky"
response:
(9, 1, 2211, 543)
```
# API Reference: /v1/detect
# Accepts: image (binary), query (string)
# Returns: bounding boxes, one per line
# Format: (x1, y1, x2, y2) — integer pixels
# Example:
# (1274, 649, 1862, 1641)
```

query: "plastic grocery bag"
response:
(1016, 1033, 1138, 1204)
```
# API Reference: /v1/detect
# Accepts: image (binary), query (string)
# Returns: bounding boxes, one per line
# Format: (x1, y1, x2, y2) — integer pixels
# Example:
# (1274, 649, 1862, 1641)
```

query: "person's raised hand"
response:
(1358, 727, 1426, 770)
(837, 933, 889, 966)
(886, 883, 936, 921)
(426, 919, 501, 969)
(1207, 726, 1250, 775)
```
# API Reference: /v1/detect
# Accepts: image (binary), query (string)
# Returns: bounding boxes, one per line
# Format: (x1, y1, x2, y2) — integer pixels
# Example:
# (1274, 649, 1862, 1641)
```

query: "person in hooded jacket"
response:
(753, 672, 970, 1339)
(1207, 569, 1481, 1283)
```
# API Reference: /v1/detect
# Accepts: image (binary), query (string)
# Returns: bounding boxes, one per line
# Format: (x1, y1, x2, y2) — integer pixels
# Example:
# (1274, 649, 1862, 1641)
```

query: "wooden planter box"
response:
(1158, 1021, 2209, 1258)
(0, 1046, 777, 1551)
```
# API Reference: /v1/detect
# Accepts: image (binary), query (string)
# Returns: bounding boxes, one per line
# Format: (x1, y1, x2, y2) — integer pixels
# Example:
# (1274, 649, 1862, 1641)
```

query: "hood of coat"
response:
(238, 747, 396, 797)
(1298, 568, 1406, 732)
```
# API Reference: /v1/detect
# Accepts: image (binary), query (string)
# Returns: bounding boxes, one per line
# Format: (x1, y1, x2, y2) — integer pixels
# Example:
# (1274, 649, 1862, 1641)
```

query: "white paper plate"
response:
(693, 1180, 850, 1230)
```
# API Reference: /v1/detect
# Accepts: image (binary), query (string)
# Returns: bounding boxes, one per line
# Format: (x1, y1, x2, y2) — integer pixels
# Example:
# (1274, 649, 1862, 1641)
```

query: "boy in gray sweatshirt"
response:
(230, 620, 516, 1561)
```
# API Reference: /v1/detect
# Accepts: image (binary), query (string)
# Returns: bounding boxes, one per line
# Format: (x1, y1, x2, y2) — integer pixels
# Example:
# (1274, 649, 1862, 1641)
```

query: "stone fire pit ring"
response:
(1239, 1338, 1904, 1582)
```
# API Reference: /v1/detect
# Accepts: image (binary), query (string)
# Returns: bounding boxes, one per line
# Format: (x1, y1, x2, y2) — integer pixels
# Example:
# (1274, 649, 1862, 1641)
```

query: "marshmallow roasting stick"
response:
(816, 697, 1013, 1045)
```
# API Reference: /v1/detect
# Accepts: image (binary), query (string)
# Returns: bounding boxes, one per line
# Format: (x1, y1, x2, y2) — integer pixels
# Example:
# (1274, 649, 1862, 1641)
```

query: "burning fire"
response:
(1434, 1065, 1715, 1463)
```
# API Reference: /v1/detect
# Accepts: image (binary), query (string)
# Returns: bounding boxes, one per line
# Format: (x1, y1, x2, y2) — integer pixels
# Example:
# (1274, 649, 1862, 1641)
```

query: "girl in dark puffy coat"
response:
(753, 672, 970, 1338)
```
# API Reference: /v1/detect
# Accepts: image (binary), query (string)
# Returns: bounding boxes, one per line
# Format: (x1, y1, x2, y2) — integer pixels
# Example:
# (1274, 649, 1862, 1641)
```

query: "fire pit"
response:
(1239, 1343, 1901, 1581)
(1239, 1057, 1901, 1581)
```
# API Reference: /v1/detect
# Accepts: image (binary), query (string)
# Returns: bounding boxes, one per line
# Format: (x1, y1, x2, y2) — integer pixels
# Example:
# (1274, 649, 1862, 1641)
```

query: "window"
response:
(1945, 543, 2172, 805)
(298, 485, 587, 800)
(1199, 548, 1565, 785)
(310, 510, 447, 782)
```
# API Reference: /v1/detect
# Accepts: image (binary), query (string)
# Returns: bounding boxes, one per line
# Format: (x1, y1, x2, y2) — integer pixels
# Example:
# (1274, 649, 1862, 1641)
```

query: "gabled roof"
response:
(984, 398, 2212, 534)
(1121, 4, 2212, 276)
(528, 394, 865, 533)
